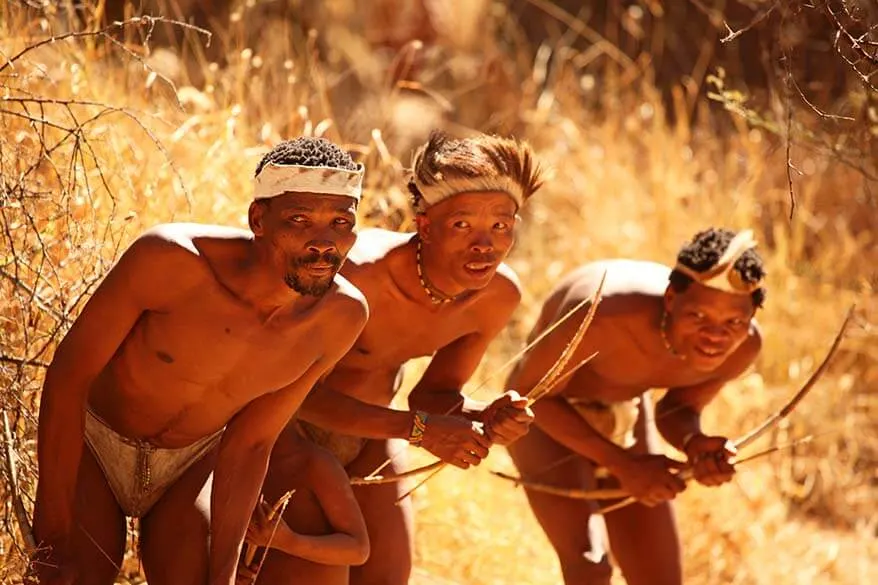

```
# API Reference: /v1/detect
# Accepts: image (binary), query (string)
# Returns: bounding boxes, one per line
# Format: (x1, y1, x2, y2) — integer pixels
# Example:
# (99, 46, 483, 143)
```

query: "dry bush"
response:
(1, 1, 876, 584)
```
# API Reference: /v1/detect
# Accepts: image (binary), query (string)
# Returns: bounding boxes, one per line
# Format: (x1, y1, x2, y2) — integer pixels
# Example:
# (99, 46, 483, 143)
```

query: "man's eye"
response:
(453, 221, 470, 229)
(334, 217, 352, 226)
(288, 215, 307, 223)
(494, 222, 509, 230)
(729, 318, 746, 327)
(690, 312, 705, 320)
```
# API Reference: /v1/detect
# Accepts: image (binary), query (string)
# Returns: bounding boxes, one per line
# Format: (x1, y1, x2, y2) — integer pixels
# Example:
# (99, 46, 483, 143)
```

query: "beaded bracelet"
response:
(409, 410, 429, 446)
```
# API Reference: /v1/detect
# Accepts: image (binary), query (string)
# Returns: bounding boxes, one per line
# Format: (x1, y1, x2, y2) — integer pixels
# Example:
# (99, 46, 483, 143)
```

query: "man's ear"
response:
(415, 214, 431, 242)
(249, 200, 267, 236)
(663, 286, 676, 312)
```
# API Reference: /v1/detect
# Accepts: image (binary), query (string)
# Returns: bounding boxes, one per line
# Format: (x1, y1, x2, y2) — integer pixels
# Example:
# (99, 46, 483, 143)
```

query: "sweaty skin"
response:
(506, 259, 761, 585)
(294, 191, 534, 585)
(32, 193, 368, 585)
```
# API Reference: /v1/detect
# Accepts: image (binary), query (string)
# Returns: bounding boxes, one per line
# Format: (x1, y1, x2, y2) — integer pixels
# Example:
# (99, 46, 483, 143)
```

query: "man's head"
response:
(249, 137, 364, 297)
(407, 130, 543, 292)
(663, 228, 766, 371)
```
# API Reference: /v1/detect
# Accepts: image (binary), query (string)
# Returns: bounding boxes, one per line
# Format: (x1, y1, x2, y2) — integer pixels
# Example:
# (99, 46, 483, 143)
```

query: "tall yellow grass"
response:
(0, 2, 875, 584)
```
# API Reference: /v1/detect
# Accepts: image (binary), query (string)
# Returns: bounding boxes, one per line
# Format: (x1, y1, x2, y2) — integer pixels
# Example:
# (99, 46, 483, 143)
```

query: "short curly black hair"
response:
(669, 227, 767, 308)
(254, 137, 357, 177)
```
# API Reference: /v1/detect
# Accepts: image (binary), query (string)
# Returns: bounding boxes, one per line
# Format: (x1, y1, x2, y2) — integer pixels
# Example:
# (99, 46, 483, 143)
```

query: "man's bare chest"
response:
(120, 293, 324, 396)
(344, 299, 477, 368)
(566, 344, 713, 400)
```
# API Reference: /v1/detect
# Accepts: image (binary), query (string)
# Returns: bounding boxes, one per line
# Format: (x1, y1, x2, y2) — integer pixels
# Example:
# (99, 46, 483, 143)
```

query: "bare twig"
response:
(490, 471, 627, 500)
(783, 51, 797, 222)
(0, 16, 209, 75)
(0, 355, 50, 369)
(350, 460, 443, 486)
(721, 1, 779, 44)
(1, 410, 36, 552)
(790, 76, 856, 121)
(522, 0, 635, 69)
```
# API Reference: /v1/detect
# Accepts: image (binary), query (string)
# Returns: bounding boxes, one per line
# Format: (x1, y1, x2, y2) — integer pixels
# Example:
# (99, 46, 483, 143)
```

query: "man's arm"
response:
(33, 231, 195, 560)
(655, 330, 762, 451)
(509, 300, 628, 467)
(655, 330, 762, 487)
(208, 295, 367, 585)
(408, 268, 522, 416)
(509, 299, 687, 504)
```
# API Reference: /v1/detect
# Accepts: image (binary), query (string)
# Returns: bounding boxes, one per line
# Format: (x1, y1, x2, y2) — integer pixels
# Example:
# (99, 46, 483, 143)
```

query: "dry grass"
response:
(1, 1, 876, 584)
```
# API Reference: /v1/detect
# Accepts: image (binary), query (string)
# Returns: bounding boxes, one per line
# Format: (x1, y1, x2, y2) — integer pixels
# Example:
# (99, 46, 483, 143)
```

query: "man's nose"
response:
(470, 233, 494, 254)
(307, 240, 337, 255)
(700, 325, 730, 343)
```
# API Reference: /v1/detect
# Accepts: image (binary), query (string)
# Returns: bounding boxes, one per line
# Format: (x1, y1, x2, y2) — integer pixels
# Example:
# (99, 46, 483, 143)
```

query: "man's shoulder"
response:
(484, 262, 523, 305)
(326, 275, 370, 323)
(346, 228, 412, 266)
(564, 259, 671, 297)
(135, 222, 250, 259)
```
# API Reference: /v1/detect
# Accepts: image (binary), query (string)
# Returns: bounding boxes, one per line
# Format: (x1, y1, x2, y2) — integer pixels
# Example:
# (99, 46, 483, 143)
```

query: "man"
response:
(505, 228, 765, 585)
(260, 130, 545, 585)
(31, 137, 369, 585)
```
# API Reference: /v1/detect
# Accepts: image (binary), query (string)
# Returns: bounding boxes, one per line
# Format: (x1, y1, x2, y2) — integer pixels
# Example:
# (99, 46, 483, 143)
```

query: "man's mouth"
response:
(305, 262, 335, 275)
(694, 346, 725, 358)
(464, 260, 495, 275)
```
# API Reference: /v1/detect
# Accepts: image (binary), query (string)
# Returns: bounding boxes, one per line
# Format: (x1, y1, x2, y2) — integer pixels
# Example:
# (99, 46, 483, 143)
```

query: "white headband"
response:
(673, 230, 763, 295)
(411, 175, 525, 213)
(253, 162, 365, 201)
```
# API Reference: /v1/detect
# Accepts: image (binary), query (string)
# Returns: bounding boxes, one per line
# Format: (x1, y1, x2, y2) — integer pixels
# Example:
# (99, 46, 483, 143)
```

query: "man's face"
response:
(664, 282, 757, 371)
(419, 191, 518, 291)
(251, 192, 358, 296)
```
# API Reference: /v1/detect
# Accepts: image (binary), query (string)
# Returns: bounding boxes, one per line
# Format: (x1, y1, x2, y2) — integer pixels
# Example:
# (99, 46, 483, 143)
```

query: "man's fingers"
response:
(671, 476, 687, 492)
(663, 456, 687, 470)
(458, 448, 488, 465)
(473, 431, 493, 450)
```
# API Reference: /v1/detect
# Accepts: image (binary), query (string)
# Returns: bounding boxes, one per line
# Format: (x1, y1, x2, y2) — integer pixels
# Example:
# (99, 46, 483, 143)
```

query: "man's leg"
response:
(507, 425, 613, 585)
(62, 445, 126, 584)
(603, 394, 683, 585)
(347, 438, 414, 585)
(139, 448, 217, 585)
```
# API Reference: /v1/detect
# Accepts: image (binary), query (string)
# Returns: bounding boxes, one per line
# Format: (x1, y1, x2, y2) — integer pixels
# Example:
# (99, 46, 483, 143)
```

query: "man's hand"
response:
(419, 414, 491, 469)
(610, 453, 688, 507)
(481, 390, 535, 445)
(684, 434, 736, 487)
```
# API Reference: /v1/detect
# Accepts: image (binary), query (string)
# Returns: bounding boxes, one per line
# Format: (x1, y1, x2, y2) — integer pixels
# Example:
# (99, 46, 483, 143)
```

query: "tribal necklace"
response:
(660, 310, 686, 360)
(415, 237, 458, 305)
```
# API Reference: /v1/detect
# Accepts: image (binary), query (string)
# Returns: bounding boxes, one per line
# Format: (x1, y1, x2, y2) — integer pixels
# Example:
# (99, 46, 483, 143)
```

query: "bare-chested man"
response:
(255, 130, 545, 585)
(505, 228, 766, 585)
(31, 137, 370, 585)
